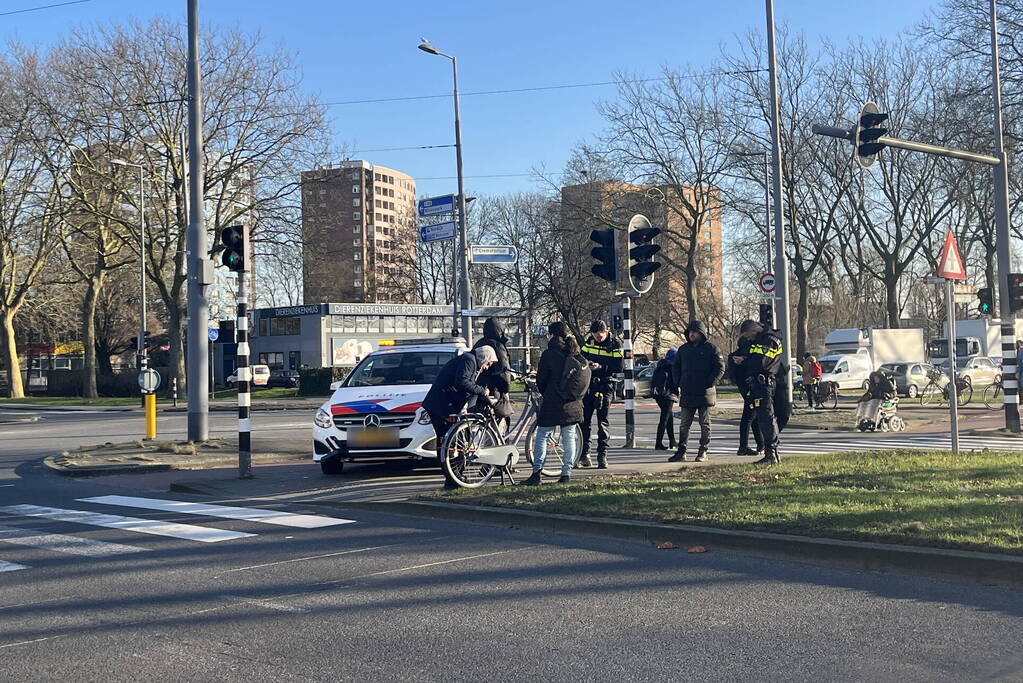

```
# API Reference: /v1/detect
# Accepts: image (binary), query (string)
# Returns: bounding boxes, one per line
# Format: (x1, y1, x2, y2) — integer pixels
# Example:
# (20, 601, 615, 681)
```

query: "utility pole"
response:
(766, 0, 793, 399)
(186, 0, 210, 441)
(989, 0, 1021, 433)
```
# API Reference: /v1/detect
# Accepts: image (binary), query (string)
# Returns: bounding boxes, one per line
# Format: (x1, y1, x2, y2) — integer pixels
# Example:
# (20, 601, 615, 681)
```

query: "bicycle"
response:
(439, 374, 583, 488)
(983, 379, 1003, 410)
(794, 379, 838, 410)
(919, 371, 972, 407)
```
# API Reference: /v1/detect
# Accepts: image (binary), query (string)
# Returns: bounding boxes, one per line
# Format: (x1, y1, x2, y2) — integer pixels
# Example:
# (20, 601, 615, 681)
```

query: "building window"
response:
(352, 185, 360, 194)
(349, 171, 359, 180)
(352, 198, 361, 207)
(257, 316, 300, 337)
(375, 199, 382, 208)
(354, 279, 362, 287)
(353, 238, 361, 246)
(354, 264, 362, 273)
(258, 352, 285, 369)
(353, 211, 361, 220)
(374, 172, 381, 181)
(704, 231, 712, 239)
(354, 252, 361, 261)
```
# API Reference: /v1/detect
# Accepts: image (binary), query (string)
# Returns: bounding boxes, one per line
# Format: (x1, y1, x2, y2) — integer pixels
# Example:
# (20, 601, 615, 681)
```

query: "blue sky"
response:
(3, 0, 936, 199)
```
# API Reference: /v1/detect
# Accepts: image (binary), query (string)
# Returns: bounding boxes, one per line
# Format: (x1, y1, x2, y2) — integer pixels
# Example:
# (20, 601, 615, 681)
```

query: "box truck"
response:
(817, 328, 926, 390)
(928, 318, 1023, 365)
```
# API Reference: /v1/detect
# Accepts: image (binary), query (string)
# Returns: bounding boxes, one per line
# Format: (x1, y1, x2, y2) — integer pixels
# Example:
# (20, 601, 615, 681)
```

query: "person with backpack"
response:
(651, 348, 678, 451)
(578, 320, 623, 469)
(801, 352, 822, 411)
(523, 321, 586, 485)
(670, 320, 724, 463)
(472, 317, 513, 430)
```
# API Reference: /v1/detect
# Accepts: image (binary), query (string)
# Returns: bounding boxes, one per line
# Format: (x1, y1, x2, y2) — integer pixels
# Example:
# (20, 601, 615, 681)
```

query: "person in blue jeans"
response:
(523, 322, 584, 485)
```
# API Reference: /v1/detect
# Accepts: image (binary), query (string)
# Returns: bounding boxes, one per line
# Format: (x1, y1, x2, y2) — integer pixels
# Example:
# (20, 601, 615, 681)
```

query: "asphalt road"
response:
(1, 476, 1021, 681)
(1, 406, 1022, 680)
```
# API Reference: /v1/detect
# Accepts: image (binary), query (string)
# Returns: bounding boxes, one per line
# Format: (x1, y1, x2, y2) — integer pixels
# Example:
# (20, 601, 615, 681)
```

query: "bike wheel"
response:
(525, 422, 583, 477)
(920, 382, 944, 406)
(957, 383, 973, 406)
(888, 415, 906, 432)
(983, 384, 1003, 410)
(440, 419, 499, 488)
(822, 386, 838, 410)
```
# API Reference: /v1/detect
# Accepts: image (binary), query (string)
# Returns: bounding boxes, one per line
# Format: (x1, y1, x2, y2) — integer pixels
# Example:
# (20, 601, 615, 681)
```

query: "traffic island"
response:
(390, 449, 1023, 586)
(44, 439, 306, 476)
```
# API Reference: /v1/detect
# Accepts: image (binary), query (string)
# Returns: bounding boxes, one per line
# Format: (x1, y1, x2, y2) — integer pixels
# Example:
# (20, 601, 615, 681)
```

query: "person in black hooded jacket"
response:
(669, 320, 724, 463)
(472, 317, 513, 426)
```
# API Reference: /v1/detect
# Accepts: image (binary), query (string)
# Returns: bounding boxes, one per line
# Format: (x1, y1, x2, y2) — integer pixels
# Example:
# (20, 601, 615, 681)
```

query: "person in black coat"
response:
(422, 345, 498, 447)
(728, 336, 764, 457)
(651, 348, 679, 450)
(669, 320, 724, 463)
(472, 317, 513, 425)
(522, 321, 583, 486)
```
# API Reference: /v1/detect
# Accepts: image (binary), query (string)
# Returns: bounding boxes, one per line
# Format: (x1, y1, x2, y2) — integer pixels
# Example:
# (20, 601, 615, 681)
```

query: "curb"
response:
(311, 499, 1023, 588)
(0, 415, 40, 424)
(0, 404, 132, 413)
(43, 453, 307, 477)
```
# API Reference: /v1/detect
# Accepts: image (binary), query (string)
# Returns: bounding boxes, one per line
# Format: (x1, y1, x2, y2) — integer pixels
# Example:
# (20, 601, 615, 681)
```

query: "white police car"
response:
(313, 337, 468, 474)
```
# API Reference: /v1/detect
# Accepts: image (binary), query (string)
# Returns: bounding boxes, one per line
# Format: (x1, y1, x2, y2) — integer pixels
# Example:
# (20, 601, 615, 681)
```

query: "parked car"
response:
(267, 369, 300, 389)
(878, 362, 940, 399)
(226, 364, 271, 388)
(953, 356, 1001, 387)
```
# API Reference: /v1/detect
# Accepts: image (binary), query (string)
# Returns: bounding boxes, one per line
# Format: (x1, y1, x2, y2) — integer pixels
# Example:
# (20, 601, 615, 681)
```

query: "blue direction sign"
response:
(208, 328, 219, 342)
(418, 194, 455, 217)
(469, 245, 518, 264)
(419, 221, 457, 243)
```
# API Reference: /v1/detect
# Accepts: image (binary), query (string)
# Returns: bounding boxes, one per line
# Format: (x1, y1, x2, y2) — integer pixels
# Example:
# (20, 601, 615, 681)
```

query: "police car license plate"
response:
(348, 427, 399, 449)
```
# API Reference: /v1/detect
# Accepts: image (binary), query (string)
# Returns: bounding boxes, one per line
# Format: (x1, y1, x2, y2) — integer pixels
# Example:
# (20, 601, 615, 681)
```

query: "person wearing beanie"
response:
(578, 318, 623, 469)
(522, 321, 584, 485)
(734, 318, 786, 464)
(650, 348, 679, 450)
(423, 343, 498, 487)
(669, 320, 724, 463)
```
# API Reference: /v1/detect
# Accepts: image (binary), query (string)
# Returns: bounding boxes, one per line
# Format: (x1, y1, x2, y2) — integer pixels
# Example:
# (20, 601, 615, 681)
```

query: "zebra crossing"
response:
(0, 496, 354, 575)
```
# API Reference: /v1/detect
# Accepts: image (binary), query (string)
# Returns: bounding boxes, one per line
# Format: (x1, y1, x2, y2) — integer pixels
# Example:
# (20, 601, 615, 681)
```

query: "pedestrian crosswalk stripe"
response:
(0, 505, 254, 543)
(0, 524, 148, 556)
(78, 496, 355, 529)
(0, 560, 28, 572)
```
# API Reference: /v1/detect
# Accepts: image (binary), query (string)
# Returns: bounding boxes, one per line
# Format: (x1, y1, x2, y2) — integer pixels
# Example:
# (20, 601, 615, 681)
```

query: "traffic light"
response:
(977, 287, 994, 315)
(627, 214, 661, 295)
(219, 225, 246, 272)
(613, 314, 623, 332)
(854, 101, 889, 169)
(1009, 274, 1023, 312)
(759, 303, 773, 328)
(589, 228, 617, 282)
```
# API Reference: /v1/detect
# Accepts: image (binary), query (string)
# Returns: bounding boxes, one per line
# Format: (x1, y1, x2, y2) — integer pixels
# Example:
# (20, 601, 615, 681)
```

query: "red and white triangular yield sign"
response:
(936, 230, 967, 280)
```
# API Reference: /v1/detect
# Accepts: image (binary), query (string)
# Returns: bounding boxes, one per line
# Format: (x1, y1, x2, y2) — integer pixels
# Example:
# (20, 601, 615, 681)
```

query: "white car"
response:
(313, 337, 467, 475)
(226, 364, 271, 388)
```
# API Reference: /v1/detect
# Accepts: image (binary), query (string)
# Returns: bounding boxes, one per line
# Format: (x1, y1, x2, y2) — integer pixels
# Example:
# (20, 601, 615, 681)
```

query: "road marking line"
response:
(0, 505, 254, 543)
(218, 544, 396, 575)
(0, 560, 28, 572)
(218, 595, 307, 613)
(0, 634, 65, 650)
(0, 524, 148, 556)
(0, 485, 14, 488)
(78, 495, 355, 529)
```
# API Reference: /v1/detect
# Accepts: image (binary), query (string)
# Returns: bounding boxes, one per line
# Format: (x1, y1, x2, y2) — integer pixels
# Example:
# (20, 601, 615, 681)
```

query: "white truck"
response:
(817, 328, 926, 390)
(928, 318, 1023, 365)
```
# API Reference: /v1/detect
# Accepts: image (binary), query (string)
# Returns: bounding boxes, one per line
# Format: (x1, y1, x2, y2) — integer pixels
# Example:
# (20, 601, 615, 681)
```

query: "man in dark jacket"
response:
(651, 348, 678, 450)
(578, 320, 623, 469)
(523, 321, 584, 485)
(472, 318, 513, 426)
(728, 335, 764, 457)
(422, 345, 498, 449)
(669, 320, 724, 463)
(734, 319, 785, 464)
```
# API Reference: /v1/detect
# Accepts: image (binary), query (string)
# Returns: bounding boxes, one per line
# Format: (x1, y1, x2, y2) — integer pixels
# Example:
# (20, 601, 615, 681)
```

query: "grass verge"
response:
(433, 450, 1023, 555)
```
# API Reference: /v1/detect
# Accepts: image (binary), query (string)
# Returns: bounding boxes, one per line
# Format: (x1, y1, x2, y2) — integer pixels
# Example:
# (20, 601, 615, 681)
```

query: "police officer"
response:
(578, 320, 623, 469)
(733, 319, 785, 464)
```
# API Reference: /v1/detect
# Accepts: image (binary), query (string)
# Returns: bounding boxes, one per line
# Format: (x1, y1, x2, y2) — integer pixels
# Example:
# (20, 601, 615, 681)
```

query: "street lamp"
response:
(110, 158, 148, 373)
(418, 38, 473, 344)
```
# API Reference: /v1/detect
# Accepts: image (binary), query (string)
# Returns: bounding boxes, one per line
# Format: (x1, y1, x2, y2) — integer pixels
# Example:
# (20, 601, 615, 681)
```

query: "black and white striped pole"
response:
(236, 266, 252, 479)
(621, 296, 636, 448)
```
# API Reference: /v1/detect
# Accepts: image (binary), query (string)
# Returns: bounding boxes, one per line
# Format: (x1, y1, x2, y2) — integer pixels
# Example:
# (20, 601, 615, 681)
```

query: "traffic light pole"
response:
(989, 0, 1021, 433)
(621, 295, 635, 449)
(236, 265, 252, 479)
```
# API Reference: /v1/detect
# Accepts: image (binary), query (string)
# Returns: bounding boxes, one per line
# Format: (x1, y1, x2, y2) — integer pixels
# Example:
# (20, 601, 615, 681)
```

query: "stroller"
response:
(857, 395, 905, 432)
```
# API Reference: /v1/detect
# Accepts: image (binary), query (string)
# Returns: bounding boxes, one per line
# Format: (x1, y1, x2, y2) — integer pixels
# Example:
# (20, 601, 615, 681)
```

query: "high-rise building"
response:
(301, 161, 418, 304)
(560, 180, 724, 321)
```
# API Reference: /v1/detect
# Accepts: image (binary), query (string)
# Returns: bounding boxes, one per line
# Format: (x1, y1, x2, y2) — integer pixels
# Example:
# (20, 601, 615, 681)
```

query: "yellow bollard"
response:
(145, 393, 157, 440)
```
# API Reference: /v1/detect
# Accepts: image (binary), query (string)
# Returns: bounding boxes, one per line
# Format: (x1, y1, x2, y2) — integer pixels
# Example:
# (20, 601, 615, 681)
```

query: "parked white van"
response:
(818, 351, 873, 390)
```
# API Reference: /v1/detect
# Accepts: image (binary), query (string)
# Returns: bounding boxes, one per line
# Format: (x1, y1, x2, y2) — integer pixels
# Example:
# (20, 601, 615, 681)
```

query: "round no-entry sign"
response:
(137, 369, 162, 394)
(759, 272, 776, 293)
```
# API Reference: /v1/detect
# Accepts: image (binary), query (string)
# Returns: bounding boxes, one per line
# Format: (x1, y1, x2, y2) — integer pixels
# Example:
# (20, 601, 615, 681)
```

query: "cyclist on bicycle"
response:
(522, 322, 585, 486)
(855, 370, 895, 430)
(423, 346, 498, 484)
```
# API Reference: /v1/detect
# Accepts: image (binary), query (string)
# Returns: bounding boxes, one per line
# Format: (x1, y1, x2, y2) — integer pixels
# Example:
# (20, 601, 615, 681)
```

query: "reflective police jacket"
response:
(581, 334, 623, 393)
(743, 330, 784, 379)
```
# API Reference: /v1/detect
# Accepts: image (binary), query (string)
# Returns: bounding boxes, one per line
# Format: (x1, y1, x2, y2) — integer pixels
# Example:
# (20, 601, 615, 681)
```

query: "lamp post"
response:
(111, 158, 147, 373)
(419, 38, 473, 344)
(732, 149, 774, 322)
